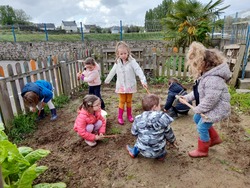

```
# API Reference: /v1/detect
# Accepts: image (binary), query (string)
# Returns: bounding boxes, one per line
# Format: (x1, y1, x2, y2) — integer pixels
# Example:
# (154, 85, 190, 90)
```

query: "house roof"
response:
(36, 23, 55, 28)
(111, 26, 120, 30)
(62, 21, 77, 27)
(84, 24, 96, 29)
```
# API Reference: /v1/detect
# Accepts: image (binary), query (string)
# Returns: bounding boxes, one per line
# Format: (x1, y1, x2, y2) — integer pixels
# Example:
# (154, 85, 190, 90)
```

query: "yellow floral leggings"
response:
(118, 93, 133, 109)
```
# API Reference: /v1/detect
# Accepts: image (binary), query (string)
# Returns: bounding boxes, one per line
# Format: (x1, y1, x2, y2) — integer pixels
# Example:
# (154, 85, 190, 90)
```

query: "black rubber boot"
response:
(50, 108, 58, 121)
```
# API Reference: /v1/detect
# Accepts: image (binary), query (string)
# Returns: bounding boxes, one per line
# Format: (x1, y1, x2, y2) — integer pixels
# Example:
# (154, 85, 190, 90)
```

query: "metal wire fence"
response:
(0, 20, 164, 42)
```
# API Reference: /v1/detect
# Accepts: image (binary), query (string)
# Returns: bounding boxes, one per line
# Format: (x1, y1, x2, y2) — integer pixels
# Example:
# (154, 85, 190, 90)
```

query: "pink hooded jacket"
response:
(73, 108, 106, 141)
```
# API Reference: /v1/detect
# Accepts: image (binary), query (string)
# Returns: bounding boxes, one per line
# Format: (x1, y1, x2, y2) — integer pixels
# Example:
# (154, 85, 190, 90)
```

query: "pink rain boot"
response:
(118, 108, 124, 125)
(127, 107, 134, 123)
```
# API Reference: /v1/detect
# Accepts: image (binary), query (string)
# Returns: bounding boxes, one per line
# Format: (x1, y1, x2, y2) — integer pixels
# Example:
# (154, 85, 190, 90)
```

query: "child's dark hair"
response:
(84, 57, 96, 66)
(79, 94, 100, 111)
(23, 91, 39, 108)
(142, 94, 160, 111)
(168, 77, 187, 90)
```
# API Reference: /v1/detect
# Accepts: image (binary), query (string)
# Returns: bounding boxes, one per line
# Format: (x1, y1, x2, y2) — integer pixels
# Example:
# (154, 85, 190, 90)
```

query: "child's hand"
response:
(142, 83, 148, 89)
(77, 72, 81, 80)
(30, 107, 36, 112)
(95, 134, 104, 140)
(178, 96, 186, 104)
(169, 141, 179, 150)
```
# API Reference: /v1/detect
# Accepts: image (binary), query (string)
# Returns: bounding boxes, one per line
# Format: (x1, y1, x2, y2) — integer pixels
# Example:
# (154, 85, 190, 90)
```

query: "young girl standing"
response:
(77, 57, 105, 110)
(73, 95, 106, 147)
(104, 41, 147, 125)
(179, 41, 231, 158)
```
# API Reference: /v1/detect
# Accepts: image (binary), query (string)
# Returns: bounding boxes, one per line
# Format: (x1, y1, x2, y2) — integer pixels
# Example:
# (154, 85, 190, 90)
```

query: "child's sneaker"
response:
(126, 145, 139, 158)
(85, 140, 97, 147)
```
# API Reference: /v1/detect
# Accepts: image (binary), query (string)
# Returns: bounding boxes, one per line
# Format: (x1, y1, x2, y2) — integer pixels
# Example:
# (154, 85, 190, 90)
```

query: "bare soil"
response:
(21, 84, 250, 188)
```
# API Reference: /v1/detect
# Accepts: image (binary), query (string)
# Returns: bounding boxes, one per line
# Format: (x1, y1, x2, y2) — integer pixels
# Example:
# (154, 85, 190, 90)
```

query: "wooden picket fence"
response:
(0, 47, 187, 128)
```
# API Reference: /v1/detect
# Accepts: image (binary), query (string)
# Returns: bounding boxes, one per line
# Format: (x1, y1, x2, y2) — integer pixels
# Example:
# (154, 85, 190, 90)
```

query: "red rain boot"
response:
(118, 108, 124, 125)
(188, 139, 210, 158)
(209, 126, 222, 147)
(127, 107, 134, 123)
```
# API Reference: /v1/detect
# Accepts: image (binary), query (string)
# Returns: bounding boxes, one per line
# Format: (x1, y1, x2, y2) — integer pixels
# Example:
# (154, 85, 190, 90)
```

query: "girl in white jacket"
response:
(105, 41, 147, 125)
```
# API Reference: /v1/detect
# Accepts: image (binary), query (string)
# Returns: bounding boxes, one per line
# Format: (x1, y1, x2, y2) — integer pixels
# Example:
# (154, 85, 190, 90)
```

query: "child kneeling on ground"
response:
(73, 95, 106, 147)
(126, 94, 177, 160)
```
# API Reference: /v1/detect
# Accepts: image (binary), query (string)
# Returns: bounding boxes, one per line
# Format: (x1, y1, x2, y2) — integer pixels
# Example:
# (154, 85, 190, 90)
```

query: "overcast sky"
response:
(1, 0, 250, 27)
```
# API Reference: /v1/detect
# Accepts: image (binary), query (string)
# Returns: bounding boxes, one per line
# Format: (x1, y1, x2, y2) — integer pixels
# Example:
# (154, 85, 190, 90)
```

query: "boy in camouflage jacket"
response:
(126, 94, 177, 160)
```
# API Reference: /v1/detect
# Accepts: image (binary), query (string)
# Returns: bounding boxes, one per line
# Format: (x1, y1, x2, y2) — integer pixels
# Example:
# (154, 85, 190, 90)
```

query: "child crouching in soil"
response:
(126, 94, 177, 160)
(74, 95, 106, 147)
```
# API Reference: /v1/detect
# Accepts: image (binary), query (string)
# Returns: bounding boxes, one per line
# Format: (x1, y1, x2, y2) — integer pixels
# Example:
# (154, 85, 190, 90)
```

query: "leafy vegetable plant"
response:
(0, 123, 66, 188)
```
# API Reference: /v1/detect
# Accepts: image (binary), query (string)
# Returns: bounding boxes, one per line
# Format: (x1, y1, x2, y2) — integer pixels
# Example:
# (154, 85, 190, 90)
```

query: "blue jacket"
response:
(164, 82, 190, 112)
(21, 80, 53, 103)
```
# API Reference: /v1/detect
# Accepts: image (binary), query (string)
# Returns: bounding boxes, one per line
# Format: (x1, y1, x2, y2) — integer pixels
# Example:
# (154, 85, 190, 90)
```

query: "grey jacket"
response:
(131, 111, 175, 158)
(184, 62, 231, 123)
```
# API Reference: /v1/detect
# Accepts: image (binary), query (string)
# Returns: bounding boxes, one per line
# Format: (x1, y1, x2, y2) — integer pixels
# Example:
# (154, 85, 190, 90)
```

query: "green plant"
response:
(53, 95, 70, 109)
(165, 56, 185, 72)
(149, 76, 168, 85)
(6, 112, 37, 143)
(109, 127, 122, 135)
(229, 87, 250, 113)
(0, 123, 66, 188)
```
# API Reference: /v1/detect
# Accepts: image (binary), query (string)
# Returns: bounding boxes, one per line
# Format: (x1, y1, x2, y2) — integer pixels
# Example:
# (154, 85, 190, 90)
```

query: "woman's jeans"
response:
(193, 114, 213, 142)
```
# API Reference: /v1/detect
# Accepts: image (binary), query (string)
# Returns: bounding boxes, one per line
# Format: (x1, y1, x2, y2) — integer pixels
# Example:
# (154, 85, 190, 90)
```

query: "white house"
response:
(36, 23, 55, 31)
(83, 24, 96, 33)
(111, 26, 120, 34)
(61, 21, 78, 33)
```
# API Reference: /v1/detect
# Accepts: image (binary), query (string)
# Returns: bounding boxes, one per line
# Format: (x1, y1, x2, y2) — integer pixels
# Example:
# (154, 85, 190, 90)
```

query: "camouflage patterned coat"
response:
(131, 111, 175, 158)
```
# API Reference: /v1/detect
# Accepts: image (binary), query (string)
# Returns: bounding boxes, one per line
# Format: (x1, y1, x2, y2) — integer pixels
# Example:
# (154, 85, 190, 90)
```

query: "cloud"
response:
(0, 0, 249, 27)
(78, 0, 101, 9)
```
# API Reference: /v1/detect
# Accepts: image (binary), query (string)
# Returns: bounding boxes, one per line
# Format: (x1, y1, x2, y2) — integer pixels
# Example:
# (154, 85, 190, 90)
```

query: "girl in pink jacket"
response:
(73, 95, 106, 146)
(77, 57, 105, 110)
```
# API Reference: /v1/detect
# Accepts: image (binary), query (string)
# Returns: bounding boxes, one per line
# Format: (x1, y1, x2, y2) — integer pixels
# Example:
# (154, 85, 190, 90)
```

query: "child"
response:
(164, 77, 191, 119)
(21, 80, 57, 121)
(126, 94, 177, 160)
(179, 41, 231, 158)
(104, 41, 147, 125)
(73, 94, 106, 147)
(77, 57, 105, 110)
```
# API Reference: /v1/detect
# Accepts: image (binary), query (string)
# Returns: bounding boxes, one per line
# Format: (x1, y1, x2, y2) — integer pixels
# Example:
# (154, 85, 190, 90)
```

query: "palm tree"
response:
(162, 0, 230, 50)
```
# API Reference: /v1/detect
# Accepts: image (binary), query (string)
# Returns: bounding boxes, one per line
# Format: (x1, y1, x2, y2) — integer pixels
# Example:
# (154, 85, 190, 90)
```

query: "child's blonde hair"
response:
(23, 91, 40, 108)
(115, 41, 131, 62)
(186, 41, 226, 79)
(142, 94, 160, 111)
(79, 94, 100, 111)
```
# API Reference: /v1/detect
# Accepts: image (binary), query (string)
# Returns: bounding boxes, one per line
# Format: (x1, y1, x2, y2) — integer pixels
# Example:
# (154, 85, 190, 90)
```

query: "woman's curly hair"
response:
(186, 41, 227, 79)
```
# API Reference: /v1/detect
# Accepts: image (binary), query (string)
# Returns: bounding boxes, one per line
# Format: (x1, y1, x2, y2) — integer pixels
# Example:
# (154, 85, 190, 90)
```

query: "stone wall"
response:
(0, 41, 169, 61)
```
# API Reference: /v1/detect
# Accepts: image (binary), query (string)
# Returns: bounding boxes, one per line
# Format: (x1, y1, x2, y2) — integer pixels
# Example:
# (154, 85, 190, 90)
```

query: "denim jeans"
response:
(193, 114, 213, 142)
(89, 85, 105, 109)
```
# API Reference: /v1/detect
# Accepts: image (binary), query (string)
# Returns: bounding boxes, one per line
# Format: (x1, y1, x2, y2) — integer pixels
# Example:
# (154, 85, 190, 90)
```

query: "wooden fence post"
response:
(60, 61, 71, 96)
(152, 53, 157, 77)
(0, 77, 14, 128)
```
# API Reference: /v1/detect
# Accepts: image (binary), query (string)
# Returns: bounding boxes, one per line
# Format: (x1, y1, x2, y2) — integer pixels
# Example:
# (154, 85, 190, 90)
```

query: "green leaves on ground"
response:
(0, 128, 66, 188)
